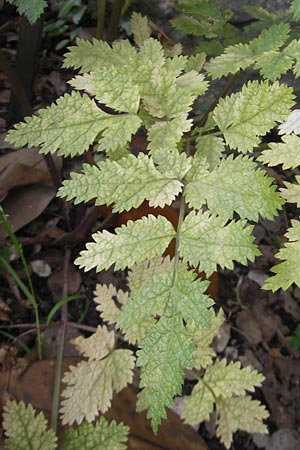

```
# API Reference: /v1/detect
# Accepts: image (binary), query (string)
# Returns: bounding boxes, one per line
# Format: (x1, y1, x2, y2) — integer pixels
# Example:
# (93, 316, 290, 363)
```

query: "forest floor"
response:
(0, 2, 300, 450)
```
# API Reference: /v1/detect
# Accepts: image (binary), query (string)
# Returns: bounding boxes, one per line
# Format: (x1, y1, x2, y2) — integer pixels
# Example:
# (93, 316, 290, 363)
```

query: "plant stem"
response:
(107, 0, 124, 42)
(96, 0, 106, 39)
(51, 249, 71, 433)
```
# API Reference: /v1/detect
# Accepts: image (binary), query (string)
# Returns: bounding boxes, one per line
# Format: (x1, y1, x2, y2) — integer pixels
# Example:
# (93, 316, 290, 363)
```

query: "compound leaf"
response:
(263, 219, 300, 291)
(185, 155, 283, 220)
(179, 211, 259, 276)
(3, 400, 57, 450)
(6, 92, 141, 157)
(258, 134, 300, 169)
(60, 417, 129, 450)
(60, 349, 135, 425)
(216, 397, 268, 449)
(213, 81, 294, 153)
(75, 215, 175, 272)
(137, 314, 194, 432)
(94, 284, 128, 325)
(59, 154, 182, 211)
(181, 380, 215, 425)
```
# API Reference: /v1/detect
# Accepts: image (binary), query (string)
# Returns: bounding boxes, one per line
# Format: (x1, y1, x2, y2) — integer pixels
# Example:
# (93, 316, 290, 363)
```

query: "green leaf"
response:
(7, 0, 47, 23)
(71, 325, 115, 360)
(63, 38, 137, 73)
(127, 256, 174, 290)
(94, 284, 128, 325)
(216, 397, 268, 449)
(6, 92, 141, 157)
(131, 12, 151, 46)
(181, 380, 215, 424)
(3, 400, 57, 450)
(171, 16, 213, 37)
(185, 53, 206, 72)
(185, 155, 283, 220)
(258, 134, 300, 169)
(179, 211, 259, 276)
(59, 154, 183, 211)
(281, 175, 300, 206)
(187, 310, 224, 369)
(60, 348, 135, 425)
(213, 80, 294, 153)
(71, 66, 140, 113)
(61, 417, 129, 450)
(283, 39, 300, 77)
(75, 215, 175, 272)
(254, 51, 293, 81)
(137, 314, 194, 432)
(263, 219, 300, 291)
(290, 0, 300, 21)
(195, 135, 224, 170)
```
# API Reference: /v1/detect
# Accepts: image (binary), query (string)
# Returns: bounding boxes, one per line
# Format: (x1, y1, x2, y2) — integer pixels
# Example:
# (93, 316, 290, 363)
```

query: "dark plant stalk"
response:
(96, 0, 106, 39)
(107, 0, 125, 42)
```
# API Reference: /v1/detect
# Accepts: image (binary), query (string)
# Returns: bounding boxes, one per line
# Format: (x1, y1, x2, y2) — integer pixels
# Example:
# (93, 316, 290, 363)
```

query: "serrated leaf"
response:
(171, 16, 212, 36)
(278, 109, 300, 135)
(254, 51, 293, 81)
(127, 256, 174, 290)
(71, 66, 140, 113)
(216, 397, 268, 449)
(263, 219, 300, 291)
(283, 39, 300, 78)
(290, 0, 300, 21)
(3, 400, 57, 450)
(7, 0, 47, 23)
(94, 284, 128, 325)
(60, 349, 135, 425)
(187, 310, 224, 369)
(71, 326, 115, 360)
(213, 80, 294, 153)
(195, 135, 224, 170)
(281, 175, 300, 205)
(179, 211, 259, 276)
(59, 154, 183, 211)
(203, 360, 264, 398)
(258, 134, 300, 169)
(185, 155, 283, 220)
(118, 267, 213, 335)
(207, 23, 290, 79)
(185, 53, 206, 72)
(6, 92, 141, 157)
(60, 417, 129, 450)
(137, 314, 194, 431)
(75, 215, 175, 272)
(181, 380, 215, 424)
(63, 38, 137, 73)
(131, 12, 151, 46)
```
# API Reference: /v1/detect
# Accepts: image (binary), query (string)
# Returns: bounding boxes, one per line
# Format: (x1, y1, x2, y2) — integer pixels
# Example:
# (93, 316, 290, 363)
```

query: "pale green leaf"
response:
(180, 211, 260, 276)
(263, 219, 300, 291)
(127, 256, 174, 291)
(213, 81, 294, 153)
(71, 326, 115, 360)
(94, 284, 128, 325)
(203, 360, 265, 398)
(3, 400, 57, 450)
(185, 53, 206, 72)
(181, 380, 215, 424)
(137, 315, 194, 431)
(6, 92, 141, 157)
(187, 310, 224, 369)
(185, 155, 283, 220)
(60, 349, 135, 425)
(195, 135, 224, 170)
(281, 175, 300, 205)
(258, 134, 300, 169)
(61, 417, 128, 450)
(216, 397, 268, 449)
(131, 12, 151, 46)
(171, 16, 212, 36)
(164, 43, 183, 58)
(7, 0, 47, 23)
(71, 66, 140, 113)
(278, 109, 300, 135)
(254, 51, 293, 81)
(75, 215, 175, 272)
(164, 55, 188, 78)
(59, 154, 183, 211)
(63, 38, 137, 73)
